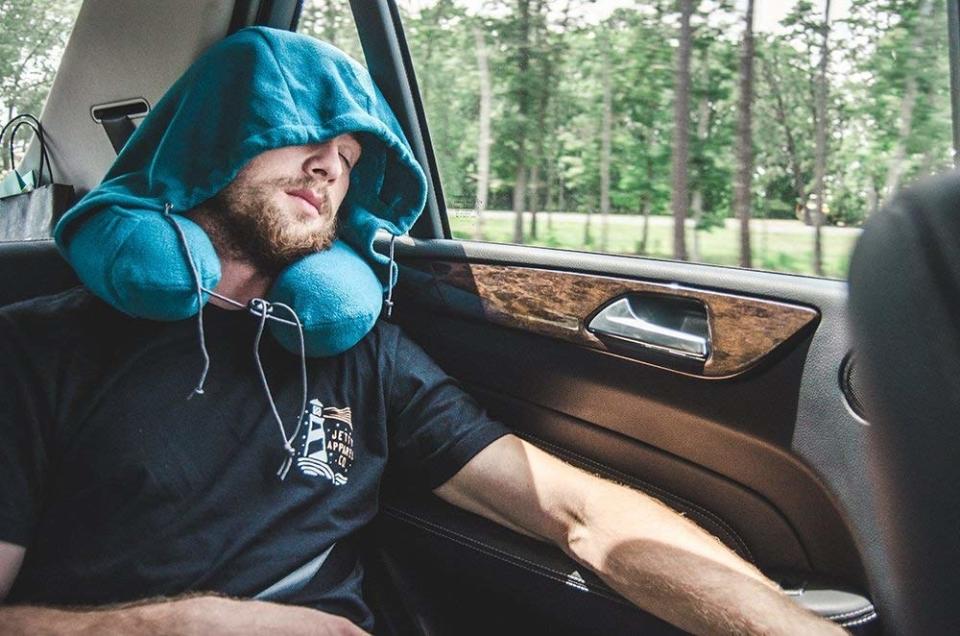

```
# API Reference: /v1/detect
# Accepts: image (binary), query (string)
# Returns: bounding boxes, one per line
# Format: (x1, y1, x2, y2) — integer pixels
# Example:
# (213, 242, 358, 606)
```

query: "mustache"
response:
(272, 177, 334, 216)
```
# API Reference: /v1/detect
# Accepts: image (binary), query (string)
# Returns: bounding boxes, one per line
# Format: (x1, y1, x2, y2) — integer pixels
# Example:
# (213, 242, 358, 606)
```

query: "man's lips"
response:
(286, 189, 325, 216)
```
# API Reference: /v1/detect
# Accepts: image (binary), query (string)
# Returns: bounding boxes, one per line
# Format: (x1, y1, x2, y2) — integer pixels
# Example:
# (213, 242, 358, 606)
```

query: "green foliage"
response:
(398, 0, 952, 277)
(0, 0, 81, 168)
(1, 0, 952, 278)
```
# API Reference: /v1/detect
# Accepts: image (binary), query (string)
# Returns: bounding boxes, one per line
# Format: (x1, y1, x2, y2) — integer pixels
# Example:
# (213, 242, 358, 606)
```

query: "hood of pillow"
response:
(54, 25, 427, 289)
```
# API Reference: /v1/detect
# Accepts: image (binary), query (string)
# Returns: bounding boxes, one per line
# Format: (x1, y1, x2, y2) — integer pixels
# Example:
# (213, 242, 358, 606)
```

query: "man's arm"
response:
(434, 434, 846, 636)
(0, 542, 367, 636)
(0, 541, 24, 601)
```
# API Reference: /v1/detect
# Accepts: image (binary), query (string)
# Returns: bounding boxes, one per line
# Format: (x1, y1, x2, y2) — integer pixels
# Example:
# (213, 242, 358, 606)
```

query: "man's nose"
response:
(301, 143, 343, 182)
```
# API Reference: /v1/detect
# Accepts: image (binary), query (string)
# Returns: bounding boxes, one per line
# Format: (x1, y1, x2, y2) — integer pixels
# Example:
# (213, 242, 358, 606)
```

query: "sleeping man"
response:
(0, 27, 843, 636)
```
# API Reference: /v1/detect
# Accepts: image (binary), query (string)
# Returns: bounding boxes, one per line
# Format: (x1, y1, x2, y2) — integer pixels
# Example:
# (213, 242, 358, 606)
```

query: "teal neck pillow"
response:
(53, 27, 427, 357)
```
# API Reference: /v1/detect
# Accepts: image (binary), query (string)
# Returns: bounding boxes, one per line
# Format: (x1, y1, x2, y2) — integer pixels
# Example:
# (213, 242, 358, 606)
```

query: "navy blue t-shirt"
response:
(0, 287, 509, 629)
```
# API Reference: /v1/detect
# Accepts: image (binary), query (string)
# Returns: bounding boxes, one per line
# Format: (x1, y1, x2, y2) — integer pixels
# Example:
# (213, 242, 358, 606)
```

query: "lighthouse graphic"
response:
(296, 399, 354, 485)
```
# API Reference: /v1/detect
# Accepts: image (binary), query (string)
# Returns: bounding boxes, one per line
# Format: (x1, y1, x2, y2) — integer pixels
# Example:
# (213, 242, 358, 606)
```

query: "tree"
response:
(297, 1, 363, 60)
(733, 0, 755, 268)
(687, 1, 737, 262)
(509, 0, 532, 243)
(812, 0, 832, 277)
(760, 44, 813, 224)
(670, 0, 696, 261)
(598, 27, 612, 252)
(0, 0, 81, 168)
(473, 25, 492, 239)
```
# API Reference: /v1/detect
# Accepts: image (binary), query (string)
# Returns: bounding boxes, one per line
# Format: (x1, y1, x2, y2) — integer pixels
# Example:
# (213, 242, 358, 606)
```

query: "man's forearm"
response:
(0, 595, 369, 635)
(0, 596, 200, 635)
(564, 478, 846, 636)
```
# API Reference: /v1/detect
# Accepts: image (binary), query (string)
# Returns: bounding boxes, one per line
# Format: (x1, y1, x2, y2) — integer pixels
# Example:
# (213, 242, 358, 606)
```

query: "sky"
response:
(754, 0, 851, 33)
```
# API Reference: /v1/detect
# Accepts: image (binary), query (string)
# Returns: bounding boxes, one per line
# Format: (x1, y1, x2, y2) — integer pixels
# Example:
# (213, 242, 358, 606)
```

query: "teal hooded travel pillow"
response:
(54, 27, 426, 356)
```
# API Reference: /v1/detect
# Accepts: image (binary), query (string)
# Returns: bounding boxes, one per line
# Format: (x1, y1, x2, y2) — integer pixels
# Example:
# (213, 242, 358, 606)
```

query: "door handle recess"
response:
(587, 296, 711, 361)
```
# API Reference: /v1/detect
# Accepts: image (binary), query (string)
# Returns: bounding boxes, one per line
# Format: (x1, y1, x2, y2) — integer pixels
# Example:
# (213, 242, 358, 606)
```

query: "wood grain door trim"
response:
(399, 261, 819, 378)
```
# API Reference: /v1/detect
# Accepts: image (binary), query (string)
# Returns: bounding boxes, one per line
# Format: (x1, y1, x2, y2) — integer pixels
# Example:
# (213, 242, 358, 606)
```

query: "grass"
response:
(449, 211, 861, 279)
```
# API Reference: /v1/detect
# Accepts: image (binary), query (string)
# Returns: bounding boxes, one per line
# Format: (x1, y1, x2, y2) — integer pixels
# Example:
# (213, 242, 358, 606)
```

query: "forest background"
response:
(1, 0, 954, 278)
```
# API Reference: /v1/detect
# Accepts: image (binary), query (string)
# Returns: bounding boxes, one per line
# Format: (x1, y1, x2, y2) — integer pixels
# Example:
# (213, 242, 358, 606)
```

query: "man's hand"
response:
(0, 595, 369, 636)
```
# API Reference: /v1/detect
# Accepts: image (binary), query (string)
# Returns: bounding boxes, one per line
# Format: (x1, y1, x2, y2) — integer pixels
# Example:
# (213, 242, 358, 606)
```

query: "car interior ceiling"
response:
(9, 0, 960, 634)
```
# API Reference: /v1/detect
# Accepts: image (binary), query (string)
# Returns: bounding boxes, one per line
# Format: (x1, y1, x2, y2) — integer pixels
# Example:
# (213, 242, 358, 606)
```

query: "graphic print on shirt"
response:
(296, 399, 354, 485)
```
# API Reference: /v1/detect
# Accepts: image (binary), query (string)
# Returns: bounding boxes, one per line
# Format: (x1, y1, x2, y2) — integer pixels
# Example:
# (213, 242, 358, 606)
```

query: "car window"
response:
(297, 0, 365, 66)
(397, 0, 954, 279)
(0, 0, 83, 172)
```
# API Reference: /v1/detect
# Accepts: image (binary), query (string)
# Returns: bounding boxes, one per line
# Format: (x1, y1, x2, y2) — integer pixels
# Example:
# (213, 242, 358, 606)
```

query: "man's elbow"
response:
(554, 476, 626, 578)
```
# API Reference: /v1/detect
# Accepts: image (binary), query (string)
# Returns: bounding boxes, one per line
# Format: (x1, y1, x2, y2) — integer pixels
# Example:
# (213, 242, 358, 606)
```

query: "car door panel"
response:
(371, 236, 878, 634)
(400, 260, 819, 379)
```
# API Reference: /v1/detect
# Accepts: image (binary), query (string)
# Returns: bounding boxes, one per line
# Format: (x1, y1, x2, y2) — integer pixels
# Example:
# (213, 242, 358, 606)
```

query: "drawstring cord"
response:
(384, 233, 398, 318)
(163, 204, 310, 480)
(250, 298, 308, 481)
(163, 204, 210, 398)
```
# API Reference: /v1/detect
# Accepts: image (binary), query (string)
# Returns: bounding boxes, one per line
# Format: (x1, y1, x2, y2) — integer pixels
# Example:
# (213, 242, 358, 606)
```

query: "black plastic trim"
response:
(228, 0, 259, 34)
(259, 0, 303, 30)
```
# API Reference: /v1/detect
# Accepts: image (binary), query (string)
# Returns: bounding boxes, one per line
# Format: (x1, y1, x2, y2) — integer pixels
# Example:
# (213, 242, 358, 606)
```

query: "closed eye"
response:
(339, 153, 354, 169)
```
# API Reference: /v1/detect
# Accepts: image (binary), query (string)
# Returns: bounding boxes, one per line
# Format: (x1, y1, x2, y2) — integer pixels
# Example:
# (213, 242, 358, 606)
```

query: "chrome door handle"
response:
(587, 297, 710, 361)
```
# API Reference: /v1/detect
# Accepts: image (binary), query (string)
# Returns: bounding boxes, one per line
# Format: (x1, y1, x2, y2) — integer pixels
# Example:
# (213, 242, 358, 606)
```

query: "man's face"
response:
(202, 133, 362, 273)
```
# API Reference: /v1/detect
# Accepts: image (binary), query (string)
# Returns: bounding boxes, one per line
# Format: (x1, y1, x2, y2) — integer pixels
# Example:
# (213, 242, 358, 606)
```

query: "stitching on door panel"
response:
(840, 612, 878, 628)
(826, 606, 875, 621)
(382, 505, 630, 605)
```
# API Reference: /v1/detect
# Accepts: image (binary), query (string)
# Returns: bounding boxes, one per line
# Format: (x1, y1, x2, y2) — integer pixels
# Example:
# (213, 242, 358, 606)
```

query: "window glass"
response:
(297, 0, 365, 65)
(398, 0, 953, 279)
(0, 0, 83, 172)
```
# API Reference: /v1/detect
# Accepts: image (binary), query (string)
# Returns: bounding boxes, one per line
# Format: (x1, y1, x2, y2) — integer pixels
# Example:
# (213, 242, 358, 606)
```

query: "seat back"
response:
(848, 171, 960, 635)
(0, 240, 79, 307)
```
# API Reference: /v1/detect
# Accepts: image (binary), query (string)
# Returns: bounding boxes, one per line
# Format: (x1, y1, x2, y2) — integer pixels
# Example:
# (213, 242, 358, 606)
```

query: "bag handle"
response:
(0, 114, 53, 185)
(8, 121, 52, 185)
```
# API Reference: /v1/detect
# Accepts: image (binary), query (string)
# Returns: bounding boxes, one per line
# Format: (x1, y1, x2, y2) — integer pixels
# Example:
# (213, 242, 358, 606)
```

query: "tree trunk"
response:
(690, 83, 710, 263)
(733, 0, 756, 268)
(513, 162, 527, 243)
(474, 26, 492, 240)
(670, 0, 694, 261)
(529, 0, 550, 242)
(529, 164, 540, 239)
(638, 156, 654, 254)
(812, 0, 832, 277)
(511, 0, 532, 244)
(544, 161, 555, 233)
(641, 199, 652, 255)
(554, 169, 564, 232)
(583, 207, 592, 247)
(557, 169, 565, 227)
(599, 38, 613, 253)
(690, 189, 703, 262)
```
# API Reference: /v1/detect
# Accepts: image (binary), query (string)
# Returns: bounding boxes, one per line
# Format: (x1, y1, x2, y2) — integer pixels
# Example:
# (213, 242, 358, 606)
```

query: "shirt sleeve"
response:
(0, 315, 49, 547)
(386, 327, 510, 490)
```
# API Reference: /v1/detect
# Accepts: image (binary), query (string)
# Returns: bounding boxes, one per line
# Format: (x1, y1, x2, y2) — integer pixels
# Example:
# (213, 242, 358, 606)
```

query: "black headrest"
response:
(848, 170, 960, 635)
